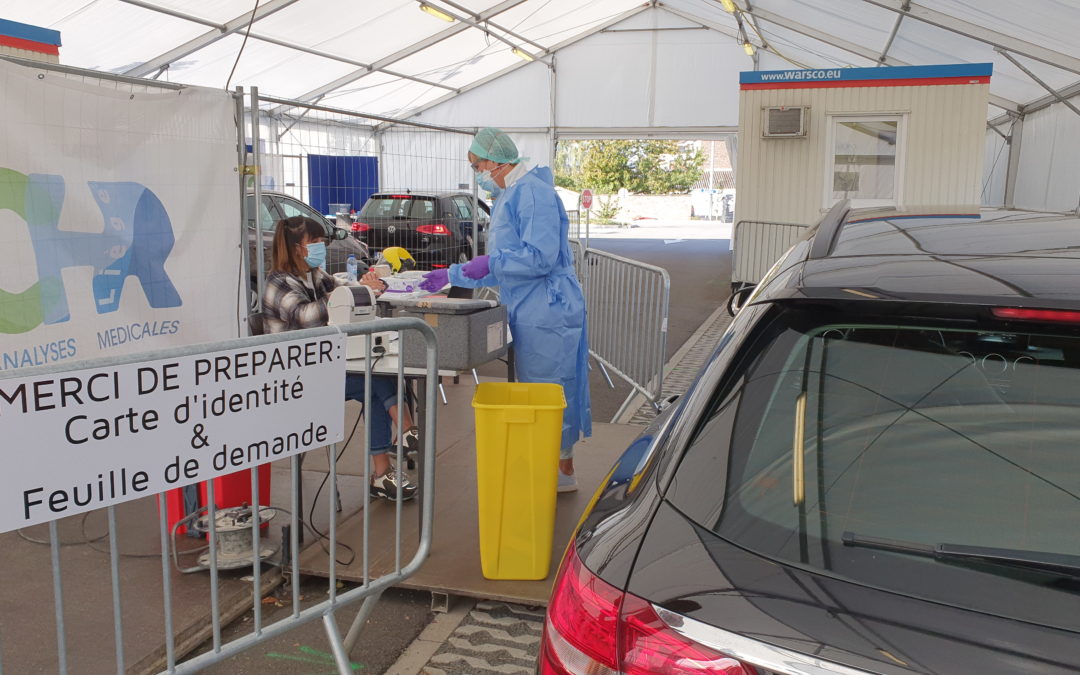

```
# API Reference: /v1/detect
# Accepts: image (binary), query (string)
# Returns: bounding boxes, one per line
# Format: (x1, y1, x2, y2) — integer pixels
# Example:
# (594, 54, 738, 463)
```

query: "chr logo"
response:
(0, 169, 182, 334)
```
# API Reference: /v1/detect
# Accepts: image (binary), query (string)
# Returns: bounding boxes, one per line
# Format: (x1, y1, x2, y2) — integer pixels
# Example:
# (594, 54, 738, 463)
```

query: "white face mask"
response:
(303, 241, 327, 269)
(476, 169, 503, 199)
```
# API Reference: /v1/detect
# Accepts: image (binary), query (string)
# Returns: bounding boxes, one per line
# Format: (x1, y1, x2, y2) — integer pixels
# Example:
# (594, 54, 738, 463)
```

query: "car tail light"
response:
(540, 547, 759, 675)
(351, 222, 370, 232)
(417, 223, 451, 235)
(992, 307, 1080, 324)
(540, 546, 622, 674)
(620, 595, 758, 674)
(431, 264, 448, 268)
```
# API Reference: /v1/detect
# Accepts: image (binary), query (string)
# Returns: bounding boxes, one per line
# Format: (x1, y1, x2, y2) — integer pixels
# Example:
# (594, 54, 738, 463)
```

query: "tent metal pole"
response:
(1003, 116, 1024, 210)
(996, 48, 1080, 120)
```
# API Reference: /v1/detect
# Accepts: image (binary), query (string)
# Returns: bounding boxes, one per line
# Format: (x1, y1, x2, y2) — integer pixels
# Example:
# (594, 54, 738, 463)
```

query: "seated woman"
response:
(262, 215, 417, 501)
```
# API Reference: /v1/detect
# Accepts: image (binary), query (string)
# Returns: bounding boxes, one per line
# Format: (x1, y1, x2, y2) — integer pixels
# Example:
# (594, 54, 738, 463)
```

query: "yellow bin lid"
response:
(472, 382, 566, 410)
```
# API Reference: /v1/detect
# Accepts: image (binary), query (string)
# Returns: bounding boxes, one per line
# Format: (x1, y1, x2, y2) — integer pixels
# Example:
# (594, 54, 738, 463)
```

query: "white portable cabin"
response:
(732, 63, 992, 288)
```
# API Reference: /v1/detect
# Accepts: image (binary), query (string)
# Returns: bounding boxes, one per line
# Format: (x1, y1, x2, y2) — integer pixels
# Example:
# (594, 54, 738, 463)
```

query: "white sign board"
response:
(0, 59, 241, 373)
(0, 334, 346, 532)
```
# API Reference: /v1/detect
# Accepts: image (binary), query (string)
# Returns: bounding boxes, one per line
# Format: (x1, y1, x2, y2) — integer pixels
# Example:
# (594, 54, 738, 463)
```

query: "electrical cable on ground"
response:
(306, 402, 365, 567)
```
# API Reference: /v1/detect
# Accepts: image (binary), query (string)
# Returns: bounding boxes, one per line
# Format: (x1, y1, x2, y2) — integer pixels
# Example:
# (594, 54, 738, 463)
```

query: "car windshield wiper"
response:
(842, 531, 1080, 578)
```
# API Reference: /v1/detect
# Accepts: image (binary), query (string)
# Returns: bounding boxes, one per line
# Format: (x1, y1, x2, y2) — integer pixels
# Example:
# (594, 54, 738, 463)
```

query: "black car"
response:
(353, 191, 490, 269)
(539, 202, 1080, 674)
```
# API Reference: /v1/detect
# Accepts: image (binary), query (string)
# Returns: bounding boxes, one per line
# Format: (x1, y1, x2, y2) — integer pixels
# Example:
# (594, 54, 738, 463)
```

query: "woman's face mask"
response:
(303, 241, 327, 269)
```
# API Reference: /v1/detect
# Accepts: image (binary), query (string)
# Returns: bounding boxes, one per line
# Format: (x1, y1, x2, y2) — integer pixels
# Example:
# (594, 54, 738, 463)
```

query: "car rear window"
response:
(673, 305, 1080, 626)
(359, 196, 436, 220)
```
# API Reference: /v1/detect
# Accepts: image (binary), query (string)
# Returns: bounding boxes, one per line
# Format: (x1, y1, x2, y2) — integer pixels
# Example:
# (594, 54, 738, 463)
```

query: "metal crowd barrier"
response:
(0, 318, 438, 675)
(580, 248, 671, 420)
(568, 238, 584, 276)
(731, 219, 810, 289)
(566, 209, 581, 239)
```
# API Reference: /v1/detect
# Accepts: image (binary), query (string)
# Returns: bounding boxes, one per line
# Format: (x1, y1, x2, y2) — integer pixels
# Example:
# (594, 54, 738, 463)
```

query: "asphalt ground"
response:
(191, 578, 432, 675)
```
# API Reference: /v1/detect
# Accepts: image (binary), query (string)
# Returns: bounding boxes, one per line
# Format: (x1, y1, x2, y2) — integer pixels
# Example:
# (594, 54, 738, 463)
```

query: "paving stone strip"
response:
(420, 601, 544, 674)
(627, 306, 734, 425)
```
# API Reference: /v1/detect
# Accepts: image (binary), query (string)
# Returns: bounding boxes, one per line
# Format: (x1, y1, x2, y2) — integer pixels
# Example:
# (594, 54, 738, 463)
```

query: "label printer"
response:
(326, 285, 397, 358)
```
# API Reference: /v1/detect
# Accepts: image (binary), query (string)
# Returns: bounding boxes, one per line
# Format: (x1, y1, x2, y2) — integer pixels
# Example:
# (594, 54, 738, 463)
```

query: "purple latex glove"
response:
(419, 268, 450, 292)
(461, 254, 491, 280)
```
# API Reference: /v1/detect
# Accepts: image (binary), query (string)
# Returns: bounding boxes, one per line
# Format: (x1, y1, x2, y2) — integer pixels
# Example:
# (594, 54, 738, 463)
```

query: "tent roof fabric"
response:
(6, 0, 1079, 124)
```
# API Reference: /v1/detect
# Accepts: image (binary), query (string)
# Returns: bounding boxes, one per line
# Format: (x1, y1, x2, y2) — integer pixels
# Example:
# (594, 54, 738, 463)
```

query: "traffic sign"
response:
(581, 189, 593, 209)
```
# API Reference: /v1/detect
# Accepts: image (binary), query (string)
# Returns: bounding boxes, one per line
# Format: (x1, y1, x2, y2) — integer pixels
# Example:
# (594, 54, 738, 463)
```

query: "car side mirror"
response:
(323, 223, 349, 241)
(726, 285, 756, 317)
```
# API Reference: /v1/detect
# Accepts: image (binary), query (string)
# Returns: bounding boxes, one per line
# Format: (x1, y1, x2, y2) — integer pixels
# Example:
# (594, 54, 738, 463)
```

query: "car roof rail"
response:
(808, 199, 851, 260)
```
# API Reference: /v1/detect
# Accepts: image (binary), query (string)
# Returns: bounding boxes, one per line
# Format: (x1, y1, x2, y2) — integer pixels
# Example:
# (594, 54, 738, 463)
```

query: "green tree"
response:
(553, 141, 582, 191)
(580, 140, 634, 193)
(664, 146, 706, 193)
(554, 173, 579, 190)
(555, 139, 704, 195)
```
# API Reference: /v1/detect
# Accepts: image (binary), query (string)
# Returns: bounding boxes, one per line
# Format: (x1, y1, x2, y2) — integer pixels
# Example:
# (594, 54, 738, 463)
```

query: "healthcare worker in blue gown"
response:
(420, 127, 591, 493)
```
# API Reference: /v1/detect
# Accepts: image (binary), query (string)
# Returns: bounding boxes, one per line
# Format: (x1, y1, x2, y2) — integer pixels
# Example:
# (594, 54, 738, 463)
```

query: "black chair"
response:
(248, 312, 265, 337)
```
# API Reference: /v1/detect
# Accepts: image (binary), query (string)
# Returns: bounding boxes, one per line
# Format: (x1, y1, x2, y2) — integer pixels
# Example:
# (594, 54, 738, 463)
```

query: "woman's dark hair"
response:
(271, 216, 326, 275)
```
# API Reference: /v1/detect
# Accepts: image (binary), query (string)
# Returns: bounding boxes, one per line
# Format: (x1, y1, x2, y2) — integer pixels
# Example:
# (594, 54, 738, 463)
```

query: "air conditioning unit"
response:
(763, 106, 807, 137)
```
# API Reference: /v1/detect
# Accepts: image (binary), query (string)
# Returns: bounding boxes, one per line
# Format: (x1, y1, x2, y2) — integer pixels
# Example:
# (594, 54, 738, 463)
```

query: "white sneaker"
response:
(370, 468, 417, 501)
(557, 471, 578, 493)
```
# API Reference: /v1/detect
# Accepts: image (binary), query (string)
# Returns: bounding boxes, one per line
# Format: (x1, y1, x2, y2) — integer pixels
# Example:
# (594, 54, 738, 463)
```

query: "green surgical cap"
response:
(470, 127, 523, 164)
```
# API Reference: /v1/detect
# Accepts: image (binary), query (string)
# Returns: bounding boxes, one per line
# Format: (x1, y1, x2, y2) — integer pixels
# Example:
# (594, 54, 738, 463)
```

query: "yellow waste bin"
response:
(472, 382, 566, 580)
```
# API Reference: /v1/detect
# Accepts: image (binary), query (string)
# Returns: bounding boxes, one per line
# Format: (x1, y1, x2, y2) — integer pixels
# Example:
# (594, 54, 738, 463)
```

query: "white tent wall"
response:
(982, 129, 1008, 207)
(408, 7, 744, 141)
(1011, 102, 1080, 213)
(378, 128, 473, 192)
(409, 62, 552, 129)
(256, 113, 378, 201)
(379, 126, 554, 189)
(556, 18, 743, 128)
(492, 131, 556, 168)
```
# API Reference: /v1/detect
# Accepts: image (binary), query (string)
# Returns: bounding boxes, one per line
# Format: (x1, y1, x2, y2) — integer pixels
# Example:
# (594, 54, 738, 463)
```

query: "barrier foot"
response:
(322, 612, 355, 675)
(342, 590, 385, 654)
(597, 360, 615, 389)
(431, 591, 455, 613)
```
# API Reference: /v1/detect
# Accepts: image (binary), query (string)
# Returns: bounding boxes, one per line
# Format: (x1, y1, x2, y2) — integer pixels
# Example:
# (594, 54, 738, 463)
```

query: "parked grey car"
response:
(244, 190, 369, 276)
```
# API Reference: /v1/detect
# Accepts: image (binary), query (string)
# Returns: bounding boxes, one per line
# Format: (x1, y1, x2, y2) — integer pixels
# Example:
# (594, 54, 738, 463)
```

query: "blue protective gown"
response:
(449, 166, 592, 450)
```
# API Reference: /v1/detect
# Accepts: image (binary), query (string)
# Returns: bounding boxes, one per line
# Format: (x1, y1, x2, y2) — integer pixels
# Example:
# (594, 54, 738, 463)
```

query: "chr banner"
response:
(0, 59, 241, 372)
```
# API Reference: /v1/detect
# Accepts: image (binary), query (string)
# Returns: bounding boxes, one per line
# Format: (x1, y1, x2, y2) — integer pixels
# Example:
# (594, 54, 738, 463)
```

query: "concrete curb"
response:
(383, 600, 474, 675)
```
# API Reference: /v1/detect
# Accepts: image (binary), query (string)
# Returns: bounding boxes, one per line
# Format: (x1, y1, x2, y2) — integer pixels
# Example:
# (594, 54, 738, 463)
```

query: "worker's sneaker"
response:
(370, 468, 417, 501)
(557, 471, 578, 493)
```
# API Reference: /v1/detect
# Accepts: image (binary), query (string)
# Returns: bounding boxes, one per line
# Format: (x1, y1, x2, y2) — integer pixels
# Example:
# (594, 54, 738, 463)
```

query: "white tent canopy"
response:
(8, 1, 1079, 122)
(7, 0, 1080, 210)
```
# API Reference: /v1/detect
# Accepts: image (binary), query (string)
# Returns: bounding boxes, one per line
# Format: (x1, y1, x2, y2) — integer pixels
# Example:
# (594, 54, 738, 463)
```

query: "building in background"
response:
(690, 138, 736, 221)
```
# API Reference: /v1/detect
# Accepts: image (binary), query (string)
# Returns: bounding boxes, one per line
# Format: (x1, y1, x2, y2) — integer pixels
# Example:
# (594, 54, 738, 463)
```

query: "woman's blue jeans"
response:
(344, 373, 399, 455)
